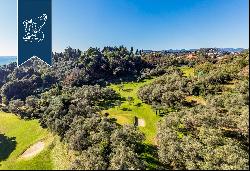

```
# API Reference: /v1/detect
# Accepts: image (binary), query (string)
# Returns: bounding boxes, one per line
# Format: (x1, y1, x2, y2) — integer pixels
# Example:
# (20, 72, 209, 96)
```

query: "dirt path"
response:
(20, 141, 45, 159)
(138, 119, 146, 127)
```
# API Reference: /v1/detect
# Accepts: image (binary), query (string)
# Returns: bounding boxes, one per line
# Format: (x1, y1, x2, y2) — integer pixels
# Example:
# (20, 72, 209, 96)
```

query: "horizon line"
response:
(1, 47, 248, 56)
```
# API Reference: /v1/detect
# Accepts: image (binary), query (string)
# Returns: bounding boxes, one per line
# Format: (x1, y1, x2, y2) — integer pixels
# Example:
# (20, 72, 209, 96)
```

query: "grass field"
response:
(179, 66, 195, 77)
(102, 78, 161, 144)
(0, 112, 61, 170)
(101, 79, 162, 169)
(180, 66, 207, 105)
(102, 67, 199, 144)
(102, 66, 206, 144)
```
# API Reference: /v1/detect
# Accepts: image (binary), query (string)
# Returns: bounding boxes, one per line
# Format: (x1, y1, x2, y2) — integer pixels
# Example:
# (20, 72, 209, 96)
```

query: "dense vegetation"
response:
(138, 51, 249, 169)
(0, 47, 248, 170)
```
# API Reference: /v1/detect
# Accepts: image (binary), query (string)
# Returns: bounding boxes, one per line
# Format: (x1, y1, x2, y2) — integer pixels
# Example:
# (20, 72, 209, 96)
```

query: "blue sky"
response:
(0, 0, 249, 55)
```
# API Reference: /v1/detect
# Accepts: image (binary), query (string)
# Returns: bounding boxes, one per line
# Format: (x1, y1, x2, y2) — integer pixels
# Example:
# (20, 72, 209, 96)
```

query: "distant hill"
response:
(142, 48, 246, 54)
(219, 48, 245, 53)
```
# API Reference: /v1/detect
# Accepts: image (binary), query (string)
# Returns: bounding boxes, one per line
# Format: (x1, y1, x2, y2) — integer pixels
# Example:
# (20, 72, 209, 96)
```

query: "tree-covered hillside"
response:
(0, 47, 248, 170)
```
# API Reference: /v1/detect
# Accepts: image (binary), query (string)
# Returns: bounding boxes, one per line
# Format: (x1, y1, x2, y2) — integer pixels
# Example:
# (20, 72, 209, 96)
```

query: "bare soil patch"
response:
(20, 141, 45, 159)
(138, 119, 146, 127)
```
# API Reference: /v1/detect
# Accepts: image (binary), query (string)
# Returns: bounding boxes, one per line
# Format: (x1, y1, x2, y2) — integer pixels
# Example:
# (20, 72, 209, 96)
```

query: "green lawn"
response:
(0, 112, 54, 170)
(102, 67, 195, 144)
(179, 66, 207, 106)
(102, 79, 160, 144)
(179, 66, 195, 77)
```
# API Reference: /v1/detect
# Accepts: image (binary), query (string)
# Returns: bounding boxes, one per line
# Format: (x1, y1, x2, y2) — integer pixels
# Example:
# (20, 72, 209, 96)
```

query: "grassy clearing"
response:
(180, 66, 207, 106)
(179, 66, 195, 77)
(0, 112, 57, 170)
(102, 79, 160, 144)
(102, 79, 162, 169)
